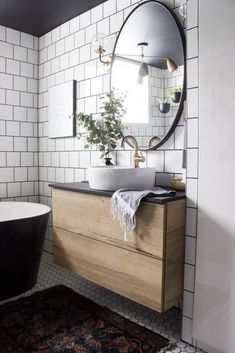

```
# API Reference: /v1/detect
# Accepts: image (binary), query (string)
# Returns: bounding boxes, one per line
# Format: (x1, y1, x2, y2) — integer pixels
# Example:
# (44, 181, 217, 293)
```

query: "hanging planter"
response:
(172, 91, 181, 103)
(168, 87, 182, 104)
(159, 99, 170, 114)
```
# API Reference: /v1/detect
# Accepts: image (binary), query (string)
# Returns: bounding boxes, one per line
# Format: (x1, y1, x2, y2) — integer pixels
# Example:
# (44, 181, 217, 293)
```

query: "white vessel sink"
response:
(87, 166, 156, 191)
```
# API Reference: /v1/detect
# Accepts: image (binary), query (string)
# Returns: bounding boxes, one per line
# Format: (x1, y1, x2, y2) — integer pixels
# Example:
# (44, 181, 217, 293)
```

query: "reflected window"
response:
(112, 57, 149, 124)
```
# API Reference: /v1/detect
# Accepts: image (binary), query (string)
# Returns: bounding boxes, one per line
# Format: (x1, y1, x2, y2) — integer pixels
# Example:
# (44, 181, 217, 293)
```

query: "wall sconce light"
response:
(92, 33, 112, 70)
(92, 34, 178, 75)
(165, 58, 178, 73)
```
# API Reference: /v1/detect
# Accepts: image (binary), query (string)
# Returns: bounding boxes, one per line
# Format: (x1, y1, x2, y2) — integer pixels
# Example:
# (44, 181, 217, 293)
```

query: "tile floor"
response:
(1, 252, 205, 353)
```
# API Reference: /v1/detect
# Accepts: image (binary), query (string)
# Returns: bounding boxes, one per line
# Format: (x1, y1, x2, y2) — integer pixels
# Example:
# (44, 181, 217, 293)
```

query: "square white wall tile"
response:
(187, 148, 198, 178)
(21, 32, 34, 49)
(0, 183, 7, 198)
(0, 104, 13, 120)
(56, 39, 65, 57)
(22, 182, 34, 196)
(69, 151, 79, 168)
(6, 28, 20, 45)
(0, 152, 6, 166)
(185, 236, 196, 265)
(0, 58, 6, 73)
(175, 126, 184, 150)
(65, 168, 75, 182)
(187, 27, 198, 59)
(6, 90, 20, 106)
(187, 88, 198, 118)
(186, 177, 198, 208)
(0, 26, 6, 41)
(8, 182, 21, 197)
(21, 62, 34, 78)
(110, 12, 124, 33)
(15, 167, 27, 181)
(14, 45, 27, 61)
(187, 118, 198, 148)
(6, 59, 20, 75)
(91, 4, 103, 23)
(117, 0, 131, 12)
(51, 27, 60, 44)
(146, 151, 164, 172)
(97, 18, 110, 39)
(0, 136, 13, 151)
(70, 17, 80, 34)
(182, 316, 193, 345)
(80, 11, 91, 29)
(79, 151, 91, 168)
(14, 76, 27, 92)
(60, 22, 70, 39)
(183, 290, 194, 318)
(187, 58, 198, 88)
(0, 167, 14, 182)
(0, 42, 13, 59)
(14, 137, 27, 151)
(186, 207, 197, 237)
(55, 168, 65, 183)
(0, 73, 13, 89)
(184, 264, 195, 292)
(165, 150, 183, 173)
(104, 0, 116, 17)
(187, 0, 198, 29)
(7, 121, 19, 135)
(7, 152, 20, 166)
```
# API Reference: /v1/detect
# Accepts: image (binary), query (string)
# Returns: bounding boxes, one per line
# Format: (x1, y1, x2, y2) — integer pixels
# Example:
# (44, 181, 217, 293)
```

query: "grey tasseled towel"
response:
(111, 187, 175, 241)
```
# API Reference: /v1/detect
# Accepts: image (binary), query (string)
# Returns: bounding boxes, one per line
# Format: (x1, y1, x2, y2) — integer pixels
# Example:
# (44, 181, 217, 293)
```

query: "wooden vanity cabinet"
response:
(52, 188, 185, 313)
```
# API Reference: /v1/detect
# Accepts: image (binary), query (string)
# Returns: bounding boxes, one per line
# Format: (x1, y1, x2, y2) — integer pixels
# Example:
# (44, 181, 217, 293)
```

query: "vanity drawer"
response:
(52, 189, 165, 258)
(53, 227, 164, 312)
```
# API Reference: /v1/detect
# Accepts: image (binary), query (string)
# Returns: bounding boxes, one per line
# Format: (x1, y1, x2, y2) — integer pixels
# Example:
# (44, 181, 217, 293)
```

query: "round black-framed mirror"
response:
(110, 0, 186, 151)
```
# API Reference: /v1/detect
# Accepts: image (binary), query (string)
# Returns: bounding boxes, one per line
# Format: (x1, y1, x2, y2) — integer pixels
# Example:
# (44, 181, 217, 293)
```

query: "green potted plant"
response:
(158, 98, 170, 114)
(76, 90, 126, 165)
(168, 87, 182, 103)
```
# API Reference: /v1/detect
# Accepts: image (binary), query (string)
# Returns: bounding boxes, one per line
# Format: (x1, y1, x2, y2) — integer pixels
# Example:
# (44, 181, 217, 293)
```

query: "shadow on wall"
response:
(193, 209, 235, 353)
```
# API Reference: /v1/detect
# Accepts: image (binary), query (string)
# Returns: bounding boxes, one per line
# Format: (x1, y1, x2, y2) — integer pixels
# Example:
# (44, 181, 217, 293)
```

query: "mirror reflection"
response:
(111, 0, 185, 150)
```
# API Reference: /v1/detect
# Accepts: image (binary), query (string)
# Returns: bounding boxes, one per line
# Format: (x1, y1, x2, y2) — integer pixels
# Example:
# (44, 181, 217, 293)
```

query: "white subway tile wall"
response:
(0, 0, 200, 347)
(0, 27, 39, 201)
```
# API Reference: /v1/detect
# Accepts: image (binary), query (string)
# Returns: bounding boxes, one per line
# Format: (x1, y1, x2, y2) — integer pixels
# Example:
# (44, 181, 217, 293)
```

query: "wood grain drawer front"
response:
(53, 227, 164, 312)
(52, 189, 165, 259)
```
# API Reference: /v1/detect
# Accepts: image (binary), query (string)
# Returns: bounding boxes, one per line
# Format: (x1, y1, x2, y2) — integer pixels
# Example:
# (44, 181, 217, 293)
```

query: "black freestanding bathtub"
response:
(0, 202, 50, 301)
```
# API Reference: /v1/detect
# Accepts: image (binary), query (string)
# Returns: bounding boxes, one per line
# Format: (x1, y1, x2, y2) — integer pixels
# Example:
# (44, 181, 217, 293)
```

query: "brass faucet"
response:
(121, 135, 145, 168)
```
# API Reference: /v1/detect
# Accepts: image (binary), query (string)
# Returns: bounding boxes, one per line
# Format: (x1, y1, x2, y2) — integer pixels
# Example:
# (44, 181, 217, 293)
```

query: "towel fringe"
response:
(111, 187, 176, 242)
(158, 341, 173, 353)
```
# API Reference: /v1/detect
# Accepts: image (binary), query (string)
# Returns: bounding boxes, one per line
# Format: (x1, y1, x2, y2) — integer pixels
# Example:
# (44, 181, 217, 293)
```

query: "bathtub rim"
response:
(0, 202, 51, 223)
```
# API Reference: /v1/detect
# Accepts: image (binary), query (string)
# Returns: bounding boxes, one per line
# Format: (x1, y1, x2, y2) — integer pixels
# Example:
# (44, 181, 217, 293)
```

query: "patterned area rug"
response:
(0, 285, 170, 353)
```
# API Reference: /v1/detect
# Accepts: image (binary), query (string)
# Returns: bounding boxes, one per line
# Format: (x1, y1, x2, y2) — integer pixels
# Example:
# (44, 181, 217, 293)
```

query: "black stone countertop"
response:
(49, 182, 185, 205)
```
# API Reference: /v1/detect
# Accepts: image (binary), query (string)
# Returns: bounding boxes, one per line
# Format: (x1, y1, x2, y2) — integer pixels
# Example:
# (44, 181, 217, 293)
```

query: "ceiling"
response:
(0, 0, 108, 37)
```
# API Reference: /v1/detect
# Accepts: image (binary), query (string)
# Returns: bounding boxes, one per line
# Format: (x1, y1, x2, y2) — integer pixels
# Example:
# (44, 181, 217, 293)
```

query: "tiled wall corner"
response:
(0, 27, 39, 202)
(182, 0, 199, 345)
